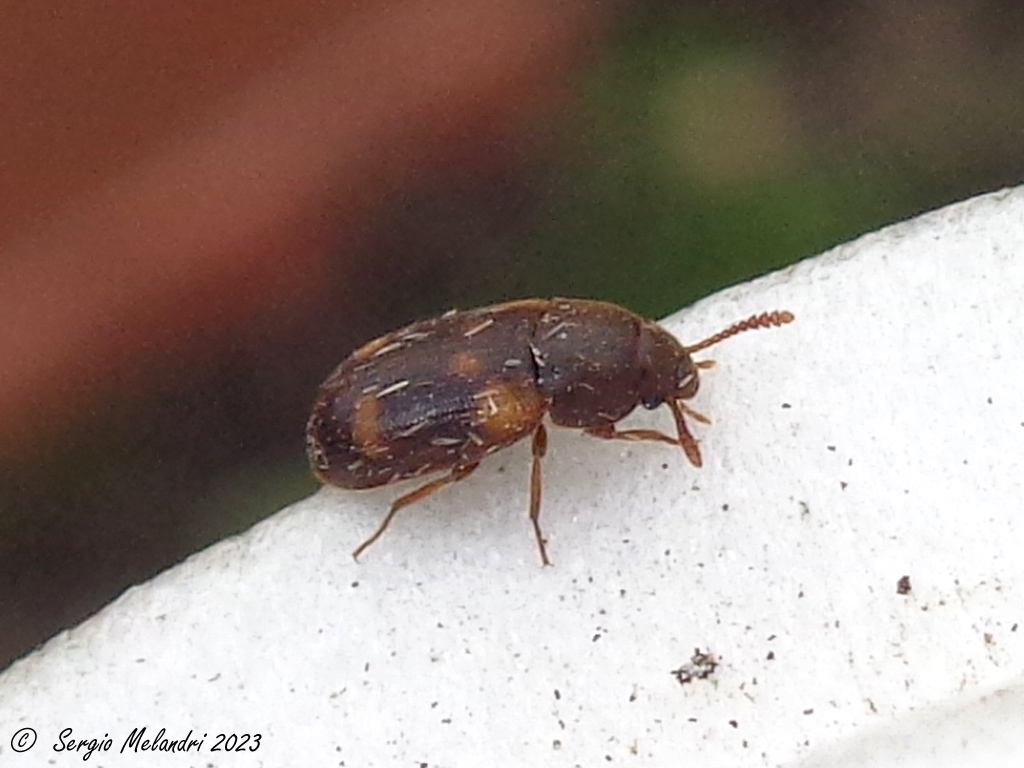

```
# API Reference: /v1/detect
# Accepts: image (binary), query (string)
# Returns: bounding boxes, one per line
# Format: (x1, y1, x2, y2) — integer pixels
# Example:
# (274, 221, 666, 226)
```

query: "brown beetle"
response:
(306, 298, 793, 565)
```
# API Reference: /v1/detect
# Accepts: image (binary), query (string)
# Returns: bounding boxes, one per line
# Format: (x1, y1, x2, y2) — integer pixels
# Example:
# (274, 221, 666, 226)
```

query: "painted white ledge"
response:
(3, 187, 1024, 767)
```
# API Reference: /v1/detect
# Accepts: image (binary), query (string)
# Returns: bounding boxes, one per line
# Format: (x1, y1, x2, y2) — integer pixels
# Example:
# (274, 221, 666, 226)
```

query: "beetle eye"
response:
(641, 394, 663, 410)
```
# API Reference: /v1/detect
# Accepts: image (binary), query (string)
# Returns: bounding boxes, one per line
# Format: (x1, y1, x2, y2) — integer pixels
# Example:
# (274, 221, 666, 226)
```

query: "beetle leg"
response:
(696, 359, 716, 369)
(677, 400, 711, 424)
(584, 423, 679, 446)
(585, 402, 710, 469)
(530, 423, 552, 566)
(352, 462, 480, 561)
(668, 399, 706, 468)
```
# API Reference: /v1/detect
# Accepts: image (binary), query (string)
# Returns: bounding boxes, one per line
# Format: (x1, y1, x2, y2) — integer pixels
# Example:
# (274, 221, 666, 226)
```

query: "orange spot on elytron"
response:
(352, 394, 384, 454)
(475, 379, 546, 443)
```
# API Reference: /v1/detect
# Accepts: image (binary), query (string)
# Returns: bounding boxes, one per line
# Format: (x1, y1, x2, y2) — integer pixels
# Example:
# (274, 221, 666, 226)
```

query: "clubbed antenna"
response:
(684, 310, 795, 354)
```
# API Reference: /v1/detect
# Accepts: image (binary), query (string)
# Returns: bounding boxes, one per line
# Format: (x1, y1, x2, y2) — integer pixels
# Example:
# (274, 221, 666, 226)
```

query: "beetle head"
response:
(637, 310, 795, 468)
(640, 309, 797, 406)
(637, 322, 699, 410)
(636, 322, 704, 466)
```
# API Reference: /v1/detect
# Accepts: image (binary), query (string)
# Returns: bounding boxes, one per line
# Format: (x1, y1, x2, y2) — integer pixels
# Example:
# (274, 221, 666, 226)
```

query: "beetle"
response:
(306, 298, 794, 565)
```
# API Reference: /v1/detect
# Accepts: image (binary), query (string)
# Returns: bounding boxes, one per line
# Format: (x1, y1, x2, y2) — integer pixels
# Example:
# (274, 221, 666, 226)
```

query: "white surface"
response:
(3, 187, 1024, 767)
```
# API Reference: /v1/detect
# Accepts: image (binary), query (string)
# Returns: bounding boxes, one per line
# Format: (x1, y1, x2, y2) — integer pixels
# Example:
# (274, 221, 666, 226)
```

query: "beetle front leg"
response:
(353, 462, 480, 561)
(585, 400, 710, 469)
(667, 398, 708, 468)
(529, 423, 552, 566)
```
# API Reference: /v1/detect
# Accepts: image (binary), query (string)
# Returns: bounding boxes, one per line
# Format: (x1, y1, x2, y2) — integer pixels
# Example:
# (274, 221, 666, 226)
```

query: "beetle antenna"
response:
(684, 310, 794, 354)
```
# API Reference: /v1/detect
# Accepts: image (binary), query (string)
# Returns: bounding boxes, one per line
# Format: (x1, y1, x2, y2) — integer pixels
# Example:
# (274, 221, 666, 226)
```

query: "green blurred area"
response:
(524, 9, 893, 316)
(514, 4, 1015, 316)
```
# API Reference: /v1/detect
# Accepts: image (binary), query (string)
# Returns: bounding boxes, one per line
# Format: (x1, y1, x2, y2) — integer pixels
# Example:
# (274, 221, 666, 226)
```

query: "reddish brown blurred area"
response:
(0, 0, 611, 665)
(0, 0, 605, 465)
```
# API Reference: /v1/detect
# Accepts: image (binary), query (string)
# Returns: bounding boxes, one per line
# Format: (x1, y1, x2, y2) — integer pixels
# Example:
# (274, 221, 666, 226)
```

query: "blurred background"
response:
(2, 0, 1023, 669)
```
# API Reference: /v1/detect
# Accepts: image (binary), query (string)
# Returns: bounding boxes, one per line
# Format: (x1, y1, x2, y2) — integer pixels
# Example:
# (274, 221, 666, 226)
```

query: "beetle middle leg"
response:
(585, 423, 679, 446)
(353, 462, 480, 561)
(530, 423, 552, 566)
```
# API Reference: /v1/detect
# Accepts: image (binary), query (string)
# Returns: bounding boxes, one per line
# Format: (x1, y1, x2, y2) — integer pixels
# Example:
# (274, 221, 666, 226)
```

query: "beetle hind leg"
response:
(353, 462, 480, 561)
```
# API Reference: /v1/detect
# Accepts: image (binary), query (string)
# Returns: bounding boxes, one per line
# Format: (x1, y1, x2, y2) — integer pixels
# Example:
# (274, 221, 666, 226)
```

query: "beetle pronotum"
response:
(306, 298, 794, 564)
